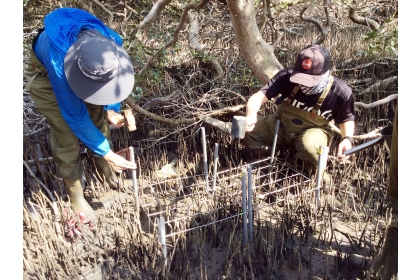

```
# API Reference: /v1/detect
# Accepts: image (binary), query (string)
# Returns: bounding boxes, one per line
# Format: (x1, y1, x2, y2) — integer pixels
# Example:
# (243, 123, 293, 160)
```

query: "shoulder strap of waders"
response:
(284, 85, 300, 105)
(310, 75, 334, 114)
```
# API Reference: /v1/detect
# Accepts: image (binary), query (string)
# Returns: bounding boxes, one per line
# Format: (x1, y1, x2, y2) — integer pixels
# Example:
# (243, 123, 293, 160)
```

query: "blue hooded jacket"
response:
(34, 8, 124, 156)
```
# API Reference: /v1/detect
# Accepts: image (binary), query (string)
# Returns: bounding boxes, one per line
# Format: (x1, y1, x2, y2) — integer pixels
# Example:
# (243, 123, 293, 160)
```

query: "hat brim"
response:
(290, 69, 322, 87)
(64, 36, 134, 106)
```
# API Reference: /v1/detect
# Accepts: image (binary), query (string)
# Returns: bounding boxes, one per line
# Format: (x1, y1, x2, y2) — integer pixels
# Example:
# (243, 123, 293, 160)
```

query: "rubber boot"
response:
(64, 179, 97, 224)
(92, 157, 119, 190)
(372, 219, 398, 279)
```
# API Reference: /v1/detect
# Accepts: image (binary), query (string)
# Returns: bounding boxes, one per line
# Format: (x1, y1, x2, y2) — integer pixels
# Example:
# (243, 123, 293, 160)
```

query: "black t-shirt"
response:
(260, 67, 355, 124)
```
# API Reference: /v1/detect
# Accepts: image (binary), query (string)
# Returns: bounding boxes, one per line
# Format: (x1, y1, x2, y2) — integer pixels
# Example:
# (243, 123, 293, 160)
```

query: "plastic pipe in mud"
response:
(212, 143, 219, 193)
(201, 127, 210, 191)
(247, 165, 253, 243)
(270, 119, 281, 165)
(158, 217, 167, 267)
(129, 147, 139, 211)
(241, 169, 248, 245)
(315, 146, 329, 211)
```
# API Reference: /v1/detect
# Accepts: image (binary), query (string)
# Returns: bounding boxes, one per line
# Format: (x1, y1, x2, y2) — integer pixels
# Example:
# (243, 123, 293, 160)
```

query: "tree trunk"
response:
(226, 0, 283, 84)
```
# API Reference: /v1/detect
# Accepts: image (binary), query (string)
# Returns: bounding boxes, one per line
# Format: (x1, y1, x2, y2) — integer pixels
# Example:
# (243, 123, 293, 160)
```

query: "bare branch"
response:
(328, 123, 382, 141)
(357, 76, 397, 96)
(136, 0, 172, 34)
(328, 93, 397, 138)
(335, 58, 386, 72)
(348, 0, 380, 31)
(136, 0, 210, 77)
(188, 9, 223, 77)
(355, 94, 397, 109)
(299, 0, 331, 45)
(126, 98, 245, 126)
(142, 90, 183, 109)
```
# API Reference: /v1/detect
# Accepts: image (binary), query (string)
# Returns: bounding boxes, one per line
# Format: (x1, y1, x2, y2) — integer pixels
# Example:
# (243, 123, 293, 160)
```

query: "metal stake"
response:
(201, 127, 210, 191)
(241, 169, 248, 245)
(129, 147, 139, 211)
(247, 165, 253, 243)
(158, 217, 167, 267)
(315, 145, 329, 211)
(270, 119, 281, 165)
(212, 143, 219, 193)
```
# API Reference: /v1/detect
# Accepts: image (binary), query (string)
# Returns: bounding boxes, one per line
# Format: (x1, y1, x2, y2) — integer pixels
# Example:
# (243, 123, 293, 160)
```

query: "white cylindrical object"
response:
(201, 127, 210, 190)
(129, 147, 139, 211)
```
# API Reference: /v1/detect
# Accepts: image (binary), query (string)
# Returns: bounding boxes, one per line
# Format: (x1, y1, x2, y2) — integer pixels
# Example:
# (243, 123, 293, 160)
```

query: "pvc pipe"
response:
(212, 143, 219, 193)
(315, 145, 329, 211)
(241, 169, 248, 245)
(270, 119, 281, 165)
(201, 127, 210, 191)
(247, 165, 253, 243)
(26, 156, 54, 165)
(129, 147, 139, 211)
(158, 217, 167, 267)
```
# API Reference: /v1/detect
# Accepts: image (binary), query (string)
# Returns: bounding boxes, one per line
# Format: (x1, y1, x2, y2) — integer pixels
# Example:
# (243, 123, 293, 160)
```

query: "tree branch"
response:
(348, 0, 380, 31)
(188, 9, 223, 77)
(299, 0, 331, 45)
(126, 98, 245, 125)
(357, 76, 397, 96)
(355, 94, 397, 109)
(136, 0, 210, 77)
(136, 0, 172, 35)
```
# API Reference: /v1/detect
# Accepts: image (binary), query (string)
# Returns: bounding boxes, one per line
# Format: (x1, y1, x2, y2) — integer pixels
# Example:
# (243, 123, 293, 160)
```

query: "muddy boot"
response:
(92, 157, 119, 190)
(64, 179, 97, 224)
(372, 219, 398, 279)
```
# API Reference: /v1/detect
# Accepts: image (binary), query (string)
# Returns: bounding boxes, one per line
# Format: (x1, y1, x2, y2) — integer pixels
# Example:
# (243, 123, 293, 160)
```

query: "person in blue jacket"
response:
(24, 7, 137, 223)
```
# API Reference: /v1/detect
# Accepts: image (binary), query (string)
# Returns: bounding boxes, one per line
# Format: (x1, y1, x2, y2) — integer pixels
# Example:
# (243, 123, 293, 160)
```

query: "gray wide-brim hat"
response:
(64, 29, 134, 105)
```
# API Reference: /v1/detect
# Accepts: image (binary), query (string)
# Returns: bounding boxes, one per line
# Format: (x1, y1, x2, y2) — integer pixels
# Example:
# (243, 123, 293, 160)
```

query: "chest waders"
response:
(276, 75, 334, 167)
(242, 76, 334, 168)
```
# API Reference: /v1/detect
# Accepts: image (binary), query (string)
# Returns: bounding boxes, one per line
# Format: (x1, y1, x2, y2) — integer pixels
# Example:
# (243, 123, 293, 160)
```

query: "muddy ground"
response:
(23, 123, 393, 279)
(22, 1, 398, 278)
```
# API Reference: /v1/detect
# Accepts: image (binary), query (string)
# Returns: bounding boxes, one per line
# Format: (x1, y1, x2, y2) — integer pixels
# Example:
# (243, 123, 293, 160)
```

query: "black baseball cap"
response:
(290, 45, 331, 87)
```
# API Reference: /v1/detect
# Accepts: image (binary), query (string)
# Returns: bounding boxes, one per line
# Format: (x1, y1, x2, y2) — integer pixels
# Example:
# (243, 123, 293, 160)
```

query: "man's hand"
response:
(245, 91, 268, 132)
(107, 110, 125, 129)
(337, 121, 355, 161)
(336, 138, 352, 161)
(245, 114, 257, 132)
(103, 150, 137, 173)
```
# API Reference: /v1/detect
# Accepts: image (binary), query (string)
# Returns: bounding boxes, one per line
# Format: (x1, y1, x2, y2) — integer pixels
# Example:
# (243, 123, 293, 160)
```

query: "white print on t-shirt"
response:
(286, 98, 333, 120)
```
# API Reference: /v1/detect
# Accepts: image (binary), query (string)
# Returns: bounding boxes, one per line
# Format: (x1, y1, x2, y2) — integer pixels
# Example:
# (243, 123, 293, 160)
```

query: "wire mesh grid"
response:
(138, 157, 316, 238)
